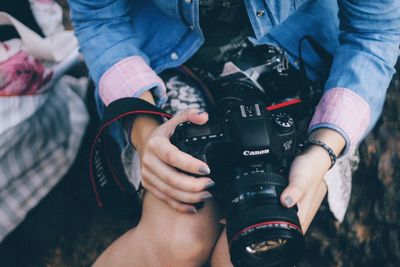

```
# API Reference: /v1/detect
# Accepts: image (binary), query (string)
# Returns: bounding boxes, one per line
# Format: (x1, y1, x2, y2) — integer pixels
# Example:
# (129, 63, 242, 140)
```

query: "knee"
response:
(140, 194, 221, 266)
(162, 221, 217, 266)
(144, 215, 219, 267)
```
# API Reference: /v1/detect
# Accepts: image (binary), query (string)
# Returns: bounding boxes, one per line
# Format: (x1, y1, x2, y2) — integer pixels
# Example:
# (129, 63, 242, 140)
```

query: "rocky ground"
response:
(0, 1, 399, 266)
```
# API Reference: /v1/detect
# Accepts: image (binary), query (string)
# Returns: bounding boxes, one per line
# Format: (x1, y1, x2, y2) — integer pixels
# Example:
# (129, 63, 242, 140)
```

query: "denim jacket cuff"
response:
(99, 56, 167, 106)
(308, 87, 371, 155)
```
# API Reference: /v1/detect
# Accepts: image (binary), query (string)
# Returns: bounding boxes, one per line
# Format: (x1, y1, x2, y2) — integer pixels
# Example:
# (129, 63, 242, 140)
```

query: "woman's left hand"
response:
(280, 128, 346, 232)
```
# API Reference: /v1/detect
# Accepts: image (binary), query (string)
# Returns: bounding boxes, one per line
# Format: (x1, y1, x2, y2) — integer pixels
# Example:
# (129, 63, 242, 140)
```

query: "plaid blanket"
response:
(0, 0, 88, 242)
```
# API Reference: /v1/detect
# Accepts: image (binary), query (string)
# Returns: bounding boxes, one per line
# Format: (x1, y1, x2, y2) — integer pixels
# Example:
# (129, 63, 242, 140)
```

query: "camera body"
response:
(171, 100, 297, 177)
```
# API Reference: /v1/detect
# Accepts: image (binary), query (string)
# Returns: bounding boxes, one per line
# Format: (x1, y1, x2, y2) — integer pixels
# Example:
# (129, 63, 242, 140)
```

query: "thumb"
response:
(280, 178, 307, 208)
(280, 155, 318, 208)
(281, 148, 331, 208)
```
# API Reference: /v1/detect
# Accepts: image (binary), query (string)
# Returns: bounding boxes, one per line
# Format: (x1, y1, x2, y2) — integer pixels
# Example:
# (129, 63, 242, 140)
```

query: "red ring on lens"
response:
(229, 221, 303, 247)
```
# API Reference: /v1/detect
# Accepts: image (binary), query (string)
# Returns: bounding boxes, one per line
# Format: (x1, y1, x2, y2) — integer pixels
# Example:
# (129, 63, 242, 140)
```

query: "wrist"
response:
(305, 128, 346, 170)
(131, 115, 160, 152)
(128, 90, 160, 152)
(308, 128, 345, 156)
(305, 140, 336, 170)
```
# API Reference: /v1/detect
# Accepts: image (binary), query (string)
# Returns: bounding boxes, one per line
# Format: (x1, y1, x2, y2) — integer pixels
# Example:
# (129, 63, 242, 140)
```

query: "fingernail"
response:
(284, 196, 294, 207)
(204, 180, 215, 189)
(199, 166, 211, 175)
(188, 207, 197, 214)
(197, 111, 206, 115)
(201, 192, 213, 201)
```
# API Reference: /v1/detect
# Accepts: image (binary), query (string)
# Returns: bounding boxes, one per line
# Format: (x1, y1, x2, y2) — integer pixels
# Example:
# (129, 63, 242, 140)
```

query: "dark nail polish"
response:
(204, 180, 215, 189)
(201, 192, 213, 201)
(284, 196, 293, 207)
(188, 207, 197, 214)
(199, 166, 210, 175)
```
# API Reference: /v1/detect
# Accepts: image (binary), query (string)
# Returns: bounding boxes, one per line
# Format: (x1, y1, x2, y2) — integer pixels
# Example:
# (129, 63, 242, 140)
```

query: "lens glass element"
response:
(245, 239, 288, 255)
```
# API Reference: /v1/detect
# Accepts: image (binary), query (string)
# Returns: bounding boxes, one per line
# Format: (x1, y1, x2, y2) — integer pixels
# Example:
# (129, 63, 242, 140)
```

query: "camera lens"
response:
(225, 165, 305, 267)
(246, 239, 287, 255)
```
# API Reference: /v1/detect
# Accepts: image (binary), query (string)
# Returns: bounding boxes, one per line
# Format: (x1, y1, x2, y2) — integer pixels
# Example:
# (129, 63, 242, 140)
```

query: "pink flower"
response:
(0, 51, 53, 96)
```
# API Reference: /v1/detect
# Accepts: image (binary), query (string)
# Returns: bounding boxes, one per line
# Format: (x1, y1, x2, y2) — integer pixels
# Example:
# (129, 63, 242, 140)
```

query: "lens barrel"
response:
(225, 167, 305, 267)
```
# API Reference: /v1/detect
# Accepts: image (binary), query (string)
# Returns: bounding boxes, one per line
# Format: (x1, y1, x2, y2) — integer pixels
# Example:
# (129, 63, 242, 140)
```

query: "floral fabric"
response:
(0, 40, 52, 96)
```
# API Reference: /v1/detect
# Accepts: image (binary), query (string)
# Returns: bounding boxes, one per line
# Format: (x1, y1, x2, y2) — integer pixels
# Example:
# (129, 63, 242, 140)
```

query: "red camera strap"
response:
(89, 98, 172, 208)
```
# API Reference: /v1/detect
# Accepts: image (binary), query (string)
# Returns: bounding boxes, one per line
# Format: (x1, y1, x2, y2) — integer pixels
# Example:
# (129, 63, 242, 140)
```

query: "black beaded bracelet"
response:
(306, 140, 337, 170)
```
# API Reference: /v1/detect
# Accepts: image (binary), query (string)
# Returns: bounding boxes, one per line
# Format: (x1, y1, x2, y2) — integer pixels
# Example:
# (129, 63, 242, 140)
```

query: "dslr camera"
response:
(171, 44, 310, 267)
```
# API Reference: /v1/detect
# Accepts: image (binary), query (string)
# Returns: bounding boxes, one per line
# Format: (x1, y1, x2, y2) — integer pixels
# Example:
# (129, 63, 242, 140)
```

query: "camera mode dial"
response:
(272, 112, 294, 133)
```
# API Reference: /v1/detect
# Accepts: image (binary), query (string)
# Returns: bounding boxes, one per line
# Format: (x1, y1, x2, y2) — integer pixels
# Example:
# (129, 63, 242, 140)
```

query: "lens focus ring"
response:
(233, 169, 287, 188)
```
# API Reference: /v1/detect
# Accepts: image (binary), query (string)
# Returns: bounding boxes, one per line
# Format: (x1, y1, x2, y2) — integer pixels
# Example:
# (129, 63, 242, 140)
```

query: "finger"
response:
(157, 139, 210, 175)
(142, 178, 198, 214)
(143, 168, 213, 204)
(142, 154, 215, 192)
(164, 108, 209, 132)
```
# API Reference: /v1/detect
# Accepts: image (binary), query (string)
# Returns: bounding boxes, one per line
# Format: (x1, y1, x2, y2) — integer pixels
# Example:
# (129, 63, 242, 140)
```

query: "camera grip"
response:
(171, 122, 217, 210)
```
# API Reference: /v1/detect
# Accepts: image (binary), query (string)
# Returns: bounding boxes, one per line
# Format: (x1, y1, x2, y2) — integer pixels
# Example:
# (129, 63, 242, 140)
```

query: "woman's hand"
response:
(280, 128, 346, 231)
(132, 107, 215, 214)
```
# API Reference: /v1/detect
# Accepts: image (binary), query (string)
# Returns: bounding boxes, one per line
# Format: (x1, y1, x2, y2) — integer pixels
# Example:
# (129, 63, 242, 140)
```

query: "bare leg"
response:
(94, 191, 222, 267)
(210, 228, 233, 267)
(210, 181, 328, 267)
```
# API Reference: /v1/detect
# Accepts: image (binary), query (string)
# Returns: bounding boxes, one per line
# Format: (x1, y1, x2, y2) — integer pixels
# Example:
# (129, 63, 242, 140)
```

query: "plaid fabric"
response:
(0, 75, 88, 242)
(98, 56, 167, 107)
(309, 87, 371, 154)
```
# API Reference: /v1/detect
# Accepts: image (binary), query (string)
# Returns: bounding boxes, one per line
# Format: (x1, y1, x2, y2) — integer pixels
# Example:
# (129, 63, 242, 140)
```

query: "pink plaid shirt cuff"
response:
(99, 56, 167, 106)
(308, 87, 371, 154)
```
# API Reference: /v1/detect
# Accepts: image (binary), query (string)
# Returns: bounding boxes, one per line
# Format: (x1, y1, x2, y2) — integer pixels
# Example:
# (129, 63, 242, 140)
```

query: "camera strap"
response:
(298, 35, 333, 105)
(89, 97, 172, 209)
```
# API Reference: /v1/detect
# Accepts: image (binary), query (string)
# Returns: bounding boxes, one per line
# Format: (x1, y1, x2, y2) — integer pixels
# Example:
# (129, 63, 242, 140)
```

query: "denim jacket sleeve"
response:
(68, 0, 166, 106)
(309, 0, 400, 154)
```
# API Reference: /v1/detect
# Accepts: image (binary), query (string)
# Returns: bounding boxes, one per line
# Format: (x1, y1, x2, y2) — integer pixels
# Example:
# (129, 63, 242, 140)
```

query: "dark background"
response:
(0, 1, 399, 266)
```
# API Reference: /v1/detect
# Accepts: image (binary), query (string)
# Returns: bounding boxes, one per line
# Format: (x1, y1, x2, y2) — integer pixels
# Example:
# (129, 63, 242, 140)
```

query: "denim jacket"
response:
(68, 0, 400, 154)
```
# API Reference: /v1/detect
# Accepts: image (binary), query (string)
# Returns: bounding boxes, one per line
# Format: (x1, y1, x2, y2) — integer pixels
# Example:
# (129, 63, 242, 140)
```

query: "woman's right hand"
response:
(132, 108, 215, 214)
